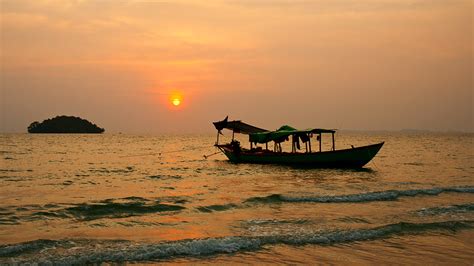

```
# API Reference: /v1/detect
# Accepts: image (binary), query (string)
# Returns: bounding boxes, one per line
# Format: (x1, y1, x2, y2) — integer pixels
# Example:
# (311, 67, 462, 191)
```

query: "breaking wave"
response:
(245, 186, 474, 204)
(2, 220, 471, 264)
(0, 239, 57, 257)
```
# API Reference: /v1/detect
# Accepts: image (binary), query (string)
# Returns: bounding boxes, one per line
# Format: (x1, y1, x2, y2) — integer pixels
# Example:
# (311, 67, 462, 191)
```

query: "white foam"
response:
(21, 220, 471, 264)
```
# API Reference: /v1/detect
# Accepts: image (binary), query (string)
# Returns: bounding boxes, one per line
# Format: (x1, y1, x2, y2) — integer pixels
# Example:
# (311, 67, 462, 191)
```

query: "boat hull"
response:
(218, 142, 384, 168)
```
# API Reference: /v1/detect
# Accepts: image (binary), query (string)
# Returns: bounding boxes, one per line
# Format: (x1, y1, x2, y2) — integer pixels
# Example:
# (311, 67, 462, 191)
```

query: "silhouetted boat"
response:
(212, 117, 384, 168)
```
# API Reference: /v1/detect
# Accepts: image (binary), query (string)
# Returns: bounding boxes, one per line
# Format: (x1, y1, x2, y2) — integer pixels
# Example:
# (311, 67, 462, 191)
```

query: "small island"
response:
(27, 115, 105, 133)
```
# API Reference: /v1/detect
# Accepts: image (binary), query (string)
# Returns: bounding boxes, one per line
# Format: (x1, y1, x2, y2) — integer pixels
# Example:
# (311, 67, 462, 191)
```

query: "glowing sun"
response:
(172, 98, 181, 106)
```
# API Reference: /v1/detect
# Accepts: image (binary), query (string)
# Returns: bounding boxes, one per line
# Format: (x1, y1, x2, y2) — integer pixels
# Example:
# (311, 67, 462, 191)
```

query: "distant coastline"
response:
(27, 115, 104, 134)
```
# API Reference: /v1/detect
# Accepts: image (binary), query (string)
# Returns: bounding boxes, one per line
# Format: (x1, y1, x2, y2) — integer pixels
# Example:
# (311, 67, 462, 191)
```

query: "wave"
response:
(244, 186, 474, 204)
(88, 166, 135, 175)
(0, 239, 57, 257)
(148, 174, 182, 179)
(1, 197, 187, 223)
(242, 218, 309, 225)
(416, 203, 474, 216)
(196, 203, 238, 213)
(64, 201, 185, 221)
(3, 220, 472, 264)
(19, 201, 184, 221)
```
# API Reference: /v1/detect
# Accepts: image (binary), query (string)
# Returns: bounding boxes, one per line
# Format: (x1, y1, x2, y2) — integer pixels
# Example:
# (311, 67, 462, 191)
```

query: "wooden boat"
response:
(212, 117, 384, 168)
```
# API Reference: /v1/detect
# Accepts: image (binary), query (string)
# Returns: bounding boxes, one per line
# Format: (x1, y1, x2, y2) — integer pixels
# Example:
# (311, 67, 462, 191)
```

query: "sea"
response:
(0, 132, 473, 264)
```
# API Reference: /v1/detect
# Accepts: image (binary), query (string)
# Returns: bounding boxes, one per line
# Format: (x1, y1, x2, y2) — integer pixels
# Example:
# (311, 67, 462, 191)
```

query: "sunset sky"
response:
(1, 0, 472, 133)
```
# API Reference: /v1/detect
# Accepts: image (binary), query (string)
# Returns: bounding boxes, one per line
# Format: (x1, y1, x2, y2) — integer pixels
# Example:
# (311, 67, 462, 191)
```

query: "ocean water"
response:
(0, 132, 473, 264)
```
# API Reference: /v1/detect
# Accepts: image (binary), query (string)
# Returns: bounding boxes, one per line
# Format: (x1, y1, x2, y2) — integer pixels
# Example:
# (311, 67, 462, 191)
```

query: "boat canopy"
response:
(213, 116, 268, 134)
(213, 116, 335, 144)
(249, 125, 336, 144)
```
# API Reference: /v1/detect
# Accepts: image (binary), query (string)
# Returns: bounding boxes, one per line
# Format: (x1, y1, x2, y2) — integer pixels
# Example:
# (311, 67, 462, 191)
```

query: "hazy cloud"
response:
(1, 0, 472, 132)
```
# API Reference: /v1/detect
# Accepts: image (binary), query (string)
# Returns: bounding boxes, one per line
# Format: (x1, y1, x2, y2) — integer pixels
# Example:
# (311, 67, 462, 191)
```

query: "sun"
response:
(172, 97, 181, 106)
(168, 91, 184, 108)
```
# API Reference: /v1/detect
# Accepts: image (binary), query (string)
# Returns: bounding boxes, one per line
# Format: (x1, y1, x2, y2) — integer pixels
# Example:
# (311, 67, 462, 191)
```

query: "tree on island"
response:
(27, 115, 105, 133)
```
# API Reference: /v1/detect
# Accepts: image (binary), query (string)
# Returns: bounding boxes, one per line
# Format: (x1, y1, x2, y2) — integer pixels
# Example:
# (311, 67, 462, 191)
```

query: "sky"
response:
(1, 0, 472, 133)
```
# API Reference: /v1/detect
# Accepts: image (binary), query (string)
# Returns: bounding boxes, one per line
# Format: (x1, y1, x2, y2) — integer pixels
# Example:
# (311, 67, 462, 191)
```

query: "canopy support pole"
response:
(292, 135, 295, 153)
(319, 133, 322, 152)
(216, 131, 220, 145)
(332, 132, 335, 151)
(232, 130, 235, 141)
(308, 134, 312, 153)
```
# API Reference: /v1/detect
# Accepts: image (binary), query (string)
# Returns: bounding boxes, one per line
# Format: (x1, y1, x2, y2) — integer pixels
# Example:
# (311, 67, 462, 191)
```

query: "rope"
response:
(120, 152, 160, 158)
(159, 146, 209, 155)
(120, 146, 209, 158)
(203, 151, 221, 159)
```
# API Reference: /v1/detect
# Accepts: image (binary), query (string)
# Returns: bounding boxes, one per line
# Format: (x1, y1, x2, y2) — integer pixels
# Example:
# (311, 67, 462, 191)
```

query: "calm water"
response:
(0, 132, 473, 264)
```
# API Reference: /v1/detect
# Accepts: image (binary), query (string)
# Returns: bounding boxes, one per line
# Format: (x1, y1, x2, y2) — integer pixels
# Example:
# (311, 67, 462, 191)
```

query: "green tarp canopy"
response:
(249, 125, 335, 144)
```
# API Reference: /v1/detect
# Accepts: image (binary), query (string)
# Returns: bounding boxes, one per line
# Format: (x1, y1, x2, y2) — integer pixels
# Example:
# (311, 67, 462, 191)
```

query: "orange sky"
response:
(1, 0, 472, 133)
